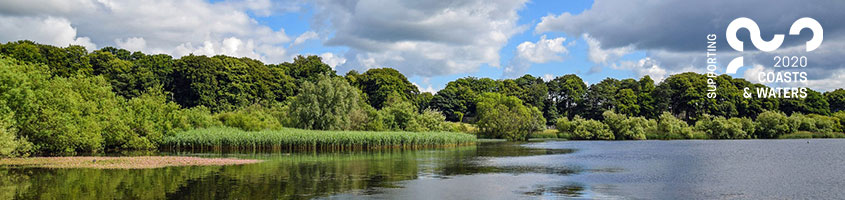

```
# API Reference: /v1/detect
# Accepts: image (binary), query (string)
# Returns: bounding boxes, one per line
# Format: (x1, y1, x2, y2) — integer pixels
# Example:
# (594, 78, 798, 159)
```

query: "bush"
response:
(289, 74, 365, 130)
(215, 104, 282, 132)
(555, 117, 575, 138)
(806, 114, 835, 133)
(0, 108, 32, 157)
(115, 87, 188, 149)
(175, 105, 220, 130)
(380, 94, 419, 131)
(412, 109, 450, 132)
(531, 129, 559, 139)
(833, 111, 845, 132)
(694, 116, 749, 139)
(476, 93, 545, 141)
(0, 58, 126, 153)
(602, 111, 649, 140)
(571, 118, 614, 140)
(649, 112, 701, 139)
(755, 110, 791, 139)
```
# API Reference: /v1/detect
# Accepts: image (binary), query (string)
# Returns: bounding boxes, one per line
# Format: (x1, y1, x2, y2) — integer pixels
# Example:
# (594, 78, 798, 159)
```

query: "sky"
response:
(1, 0, 843, 92)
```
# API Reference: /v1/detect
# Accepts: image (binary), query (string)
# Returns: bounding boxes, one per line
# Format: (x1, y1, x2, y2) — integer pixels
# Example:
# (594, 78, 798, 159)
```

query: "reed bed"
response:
(161, 127, 477, 151)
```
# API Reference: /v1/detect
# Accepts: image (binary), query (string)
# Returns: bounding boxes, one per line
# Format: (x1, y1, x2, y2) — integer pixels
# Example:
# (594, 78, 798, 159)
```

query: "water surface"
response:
(2, 139, 844, 199)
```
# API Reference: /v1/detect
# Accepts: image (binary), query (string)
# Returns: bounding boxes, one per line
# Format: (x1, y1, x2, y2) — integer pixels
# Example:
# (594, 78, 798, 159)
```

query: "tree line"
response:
(0, 40, 844, 156)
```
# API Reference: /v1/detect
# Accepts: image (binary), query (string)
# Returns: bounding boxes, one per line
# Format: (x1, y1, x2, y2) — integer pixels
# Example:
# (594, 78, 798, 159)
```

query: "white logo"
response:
(725, 17, 823, 74)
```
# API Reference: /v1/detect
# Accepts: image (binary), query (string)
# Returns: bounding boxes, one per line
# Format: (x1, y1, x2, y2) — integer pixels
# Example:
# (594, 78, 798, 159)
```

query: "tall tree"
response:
(349, 68, 419, 109)
(546, 74, 587, 119)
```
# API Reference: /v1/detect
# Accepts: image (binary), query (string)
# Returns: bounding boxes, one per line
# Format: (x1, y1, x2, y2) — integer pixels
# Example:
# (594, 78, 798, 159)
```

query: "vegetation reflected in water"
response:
(0, 141, 576, 199)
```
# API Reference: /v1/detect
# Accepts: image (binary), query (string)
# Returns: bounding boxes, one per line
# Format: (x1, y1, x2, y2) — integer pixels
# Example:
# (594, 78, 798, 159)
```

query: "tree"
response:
(826, 89, 845, 113)
(570, 118, 614, 140)
(171, 55, 293, 112)
(274, 55, 335, 83)
(754, 111, 791, 139)
(475, 92, 545, 141)
(350, 68, 420, 109)
(289, 74, 366, 130)
(654, 72, 709, 121)
(547, 74, 587, 119)
(581, 78, 619, 119)
(0, 40, 92, 77)
(637, 76, 659, 118)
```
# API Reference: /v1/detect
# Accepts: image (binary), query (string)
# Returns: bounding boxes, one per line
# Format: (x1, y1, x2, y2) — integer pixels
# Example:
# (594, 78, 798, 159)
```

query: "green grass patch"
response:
(162, 127, 477, 151)
(530, 129, 559, 139)
(778, 131, 845, 139)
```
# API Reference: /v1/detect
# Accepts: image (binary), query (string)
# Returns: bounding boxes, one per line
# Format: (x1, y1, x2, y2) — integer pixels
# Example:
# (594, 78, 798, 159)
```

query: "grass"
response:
(778, 131, 845, 139)
(161, 127, 477, 151)
(0, 156, 261, 169)
(530, 129, 559, 139)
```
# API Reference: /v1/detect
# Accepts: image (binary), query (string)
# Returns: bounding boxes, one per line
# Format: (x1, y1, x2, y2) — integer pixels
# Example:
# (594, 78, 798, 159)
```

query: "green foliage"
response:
(581, 78, 619, 119)
(648, 112, 701, 139)
(348, 68, 419, 109)
(570, 118, 614, 140)
(694, 116, 751, 139)
(88, 50, 175, 98)
(172, 55, 295, 112)
(0, 40, 92, 77)
(546, 74, 587, 119)
(654, 73, 710, 121)
(755, 111, 792, 139)
(162, 127, 476, 149)
(826, 89, 845, 113)
(555, 117, 575, 136)
(601, 111, 650, 140)
(215, 104, 283, 132)
(786, 113, 835, 133)
(833, 111, 845, 132)
(113, 87, 188, 149)
(289, 74, 365, 130)
(778, 131, 845, 139)
(0, 108, 32, 157)
(175, 106, 220, 130)
(475, 92, 545, 141)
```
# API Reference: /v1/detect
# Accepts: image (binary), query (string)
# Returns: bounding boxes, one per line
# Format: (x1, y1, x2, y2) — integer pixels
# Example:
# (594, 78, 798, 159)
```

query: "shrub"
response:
(380, 94, 419, 131)
(806, 114, 835, 133)
(694, 116, 749, 139)
(412, 109, 450, 132)
(833, 111, 845, 132)
(175, 105, 219, 130)
(116, 87, 187, 149)
(602, 111, 649, 140)
(289, 74, 365, 130)
(649, 112, 699, 139)
(216, 104, 282, 132)
(0, 108, 32, 157)
(555, 117, 575, 138)
(571, 118, 614, 140)
(0, 58, 126, 153)
(476, 92, 545, 141)
(755, 110, 791, 139)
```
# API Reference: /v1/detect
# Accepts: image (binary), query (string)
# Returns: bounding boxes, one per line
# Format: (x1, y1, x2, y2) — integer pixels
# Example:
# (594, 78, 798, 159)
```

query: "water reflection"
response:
(0, 141, 579, 199)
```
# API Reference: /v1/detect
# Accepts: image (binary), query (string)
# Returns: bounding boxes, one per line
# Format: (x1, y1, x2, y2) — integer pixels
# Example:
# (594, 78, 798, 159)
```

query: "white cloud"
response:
(542, 74, 554, 82)
(611, 57, 668, 82)
(292, 31, 318, 46)
(0, 0, 297, 63)
(584, 34, 632, 64)
(313, 0, 528, 77)
(319, 52, 346, 69)
(504, 35, 568, 78)
(115, 37, 146, 52)
(412, 82, 437, 94)
(0, 16, 96, 50)
(516, 35, 568, 63)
